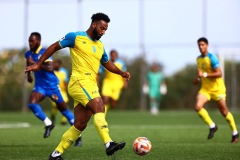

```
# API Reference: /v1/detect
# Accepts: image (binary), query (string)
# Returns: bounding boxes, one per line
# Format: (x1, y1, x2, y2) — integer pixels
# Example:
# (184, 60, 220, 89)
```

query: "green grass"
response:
(0, 110, 239, 160)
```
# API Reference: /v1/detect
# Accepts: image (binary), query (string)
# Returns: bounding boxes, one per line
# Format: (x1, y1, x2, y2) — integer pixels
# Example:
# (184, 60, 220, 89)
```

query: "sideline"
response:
(0, 122, 30, 129)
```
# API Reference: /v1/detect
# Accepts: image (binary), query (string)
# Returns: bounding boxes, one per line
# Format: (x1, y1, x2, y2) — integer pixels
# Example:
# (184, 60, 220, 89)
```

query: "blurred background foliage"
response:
(0, 49, 239, 111)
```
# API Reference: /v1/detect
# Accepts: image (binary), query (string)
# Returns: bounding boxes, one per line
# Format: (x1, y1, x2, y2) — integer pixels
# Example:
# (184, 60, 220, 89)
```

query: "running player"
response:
(193, 37, 239, 143)
(25, 32, 74, 138)
(98, 49, 128, 116)
(50, 59, 82, 146)
(50, 59, 69, 125)
(25, 13, 130, 159)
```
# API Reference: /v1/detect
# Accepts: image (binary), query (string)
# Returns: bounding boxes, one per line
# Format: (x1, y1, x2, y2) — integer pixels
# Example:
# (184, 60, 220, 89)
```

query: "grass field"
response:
(0, 110, 239, 160)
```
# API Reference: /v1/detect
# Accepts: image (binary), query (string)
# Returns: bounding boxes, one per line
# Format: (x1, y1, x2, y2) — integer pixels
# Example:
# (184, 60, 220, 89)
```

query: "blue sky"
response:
(0, 0, 240, 75)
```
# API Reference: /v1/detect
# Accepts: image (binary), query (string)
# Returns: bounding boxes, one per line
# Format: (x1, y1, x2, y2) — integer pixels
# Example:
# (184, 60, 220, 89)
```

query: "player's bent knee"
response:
(74, 123, 87, 131)
(194, 105, 202, 112)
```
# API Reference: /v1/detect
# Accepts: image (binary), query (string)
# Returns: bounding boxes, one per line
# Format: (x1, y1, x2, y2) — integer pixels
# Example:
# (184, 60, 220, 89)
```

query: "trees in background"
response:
(0, 49, 239, 111)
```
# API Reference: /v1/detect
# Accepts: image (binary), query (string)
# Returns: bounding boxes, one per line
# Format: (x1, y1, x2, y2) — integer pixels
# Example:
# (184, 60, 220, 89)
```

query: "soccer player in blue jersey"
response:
(25, 13, 130, 159)
(98, 49, 128, 116)
(193, 37, 239, 143)
(25, 32, 74, 138)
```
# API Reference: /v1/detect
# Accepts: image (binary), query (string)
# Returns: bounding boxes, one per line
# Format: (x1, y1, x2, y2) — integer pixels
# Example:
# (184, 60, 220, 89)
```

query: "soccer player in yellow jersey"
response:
(51, 59, 82, 147)
(193, 37, 239, 143)
(25, 13, 130, 159)
(50, 59, 69, 125)
(98, 50, 128, 116)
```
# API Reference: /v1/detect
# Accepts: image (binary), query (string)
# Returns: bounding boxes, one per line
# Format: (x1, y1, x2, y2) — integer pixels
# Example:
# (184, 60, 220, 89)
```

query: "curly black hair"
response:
(91, 13, 110, 23)
(30, 32, 41, 41)
(197, 37, 208, 45)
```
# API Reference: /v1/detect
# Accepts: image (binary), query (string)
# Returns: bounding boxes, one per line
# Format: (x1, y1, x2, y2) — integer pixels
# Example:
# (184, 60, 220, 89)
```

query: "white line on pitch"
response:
(0, 122, 30, 129)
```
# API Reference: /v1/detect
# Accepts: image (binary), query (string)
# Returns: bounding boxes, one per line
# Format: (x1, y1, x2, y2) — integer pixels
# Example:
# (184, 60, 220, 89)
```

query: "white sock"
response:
(209, 123, 215, 129)
(44, 117, 52, 126)
(105, 140, 113, 148)
(51, 151, 61, 157)
(232, 131, 238, 136)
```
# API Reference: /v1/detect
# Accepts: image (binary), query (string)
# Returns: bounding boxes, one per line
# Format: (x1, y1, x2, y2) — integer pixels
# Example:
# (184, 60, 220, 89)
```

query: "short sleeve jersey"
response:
(99, 59, 127, 83)
(197, 52, 225, 91)
(25, 46, 59, 88)
(58, 31, 109, 82)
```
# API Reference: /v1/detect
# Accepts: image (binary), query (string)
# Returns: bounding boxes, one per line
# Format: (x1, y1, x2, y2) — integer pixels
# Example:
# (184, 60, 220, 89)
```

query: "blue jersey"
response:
(25, 46, 59, 89)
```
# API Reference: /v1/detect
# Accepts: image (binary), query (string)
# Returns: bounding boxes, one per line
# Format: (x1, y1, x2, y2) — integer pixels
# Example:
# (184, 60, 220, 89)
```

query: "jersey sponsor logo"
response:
(92, 46, 96, 53)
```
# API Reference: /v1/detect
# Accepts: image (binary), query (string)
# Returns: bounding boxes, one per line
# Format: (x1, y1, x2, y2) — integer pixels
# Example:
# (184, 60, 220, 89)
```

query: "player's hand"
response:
(27, 75, 33, 83)
(25, 63, 41, 73)
(121, 71, 131, 81)
(197, 69, 203, 77)
(27, 56, 35, 65)
(193, 77, 200, 85)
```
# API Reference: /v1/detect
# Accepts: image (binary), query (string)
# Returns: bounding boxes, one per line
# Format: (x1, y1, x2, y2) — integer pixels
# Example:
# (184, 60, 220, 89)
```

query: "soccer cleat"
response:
(49, 155, 63, 160)
(208, 125, 218, 139)
(44, 123, 55, 138)
(74, 136, 82, 147)
(106, 141, 126, 156)
(231, 133, 239, 143)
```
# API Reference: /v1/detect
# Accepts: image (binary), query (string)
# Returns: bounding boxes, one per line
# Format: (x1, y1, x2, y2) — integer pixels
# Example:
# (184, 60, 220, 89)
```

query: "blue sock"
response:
(28, 103, 46, 121)
(61, 109, 74, 125)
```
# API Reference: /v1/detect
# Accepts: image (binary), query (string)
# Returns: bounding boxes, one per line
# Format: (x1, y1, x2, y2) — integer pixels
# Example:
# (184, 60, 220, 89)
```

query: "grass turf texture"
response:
(0, 110, 239, 160)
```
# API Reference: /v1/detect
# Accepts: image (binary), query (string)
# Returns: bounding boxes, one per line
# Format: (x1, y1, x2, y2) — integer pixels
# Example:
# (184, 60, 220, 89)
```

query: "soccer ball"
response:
(132, 137, 152, 156)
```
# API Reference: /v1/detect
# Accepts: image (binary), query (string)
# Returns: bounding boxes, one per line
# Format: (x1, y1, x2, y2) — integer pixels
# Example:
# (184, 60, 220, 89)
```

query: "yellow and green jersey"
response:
(58, 31, 109, 82)
(197, 52, 225, 92)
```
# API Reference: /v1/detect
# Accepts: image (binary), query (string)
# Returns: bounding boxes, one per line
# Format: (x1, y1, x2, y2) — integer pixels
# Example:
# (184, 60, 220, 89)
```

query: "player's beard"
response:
(92, 28, 102, 40)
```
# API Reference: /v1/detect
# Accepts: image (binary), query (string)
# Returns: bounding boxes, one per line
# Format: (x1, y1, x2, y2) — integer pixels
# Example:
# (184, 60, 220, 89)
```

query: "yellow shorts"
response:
(199, 88, 226, 101)
(101, 79, 123, 101)
(68, 77, 100, 107)
(51, 90, 69, 107)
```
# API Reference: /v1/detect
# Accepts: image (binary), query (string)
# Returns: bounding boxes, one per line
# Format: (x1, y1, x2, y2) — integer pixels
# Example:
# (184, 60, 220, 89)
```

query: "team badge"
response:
(52, 94, 59, 101)
(92, 46, 96, 53)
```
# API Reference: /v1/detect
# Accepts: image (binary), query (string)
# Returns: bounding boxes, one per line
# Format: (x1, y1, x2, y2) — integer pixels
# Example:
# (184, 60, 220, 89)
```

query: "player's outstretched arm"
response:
(197, 68, 222, 78)
(102, 61, 131, 80)
(25, 42, 62, 73)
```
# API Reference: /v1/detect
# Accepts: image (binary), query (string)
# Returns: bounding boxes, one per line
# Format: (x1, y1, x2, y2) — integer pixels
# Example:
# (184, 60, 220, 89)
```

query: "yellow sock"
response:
(51, 107, 58, 117)
(61, 116, 68, 124)
(225, 112, 238, 132)
(55, 126, 81, 153)
(198, 108, 214, 127)
(105, 104, 110, 117)
(94, 112, 112, 143)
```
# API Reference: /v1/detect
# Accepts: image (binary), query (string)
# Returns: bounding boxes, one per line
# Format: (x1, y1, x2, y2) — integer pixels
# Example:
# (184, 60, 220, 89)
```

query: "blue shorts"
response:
(32, 86, 64, 103)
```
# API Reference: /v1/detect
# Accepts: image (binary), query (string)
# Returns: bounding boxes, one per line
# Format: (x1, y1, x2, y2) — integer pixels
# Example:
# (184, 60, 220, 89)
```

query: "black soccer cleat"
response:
(231, 133, 239, 143)
(106, 141, 126, 156)
(208, 125, 218, 139)
(74, 136, 82, 147)
(49, 154, 63, 160)
(44, 123, 55, 138)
